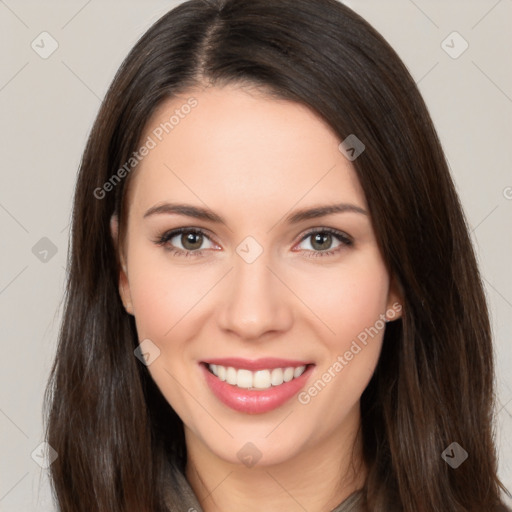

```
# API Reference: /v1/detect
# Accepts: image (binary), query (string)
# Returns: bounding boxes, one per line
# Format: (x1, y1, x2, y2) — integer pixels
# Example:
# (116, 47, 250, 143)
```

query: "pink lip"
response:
(200, 362, 315, 414)
(203, 357, 311, 371)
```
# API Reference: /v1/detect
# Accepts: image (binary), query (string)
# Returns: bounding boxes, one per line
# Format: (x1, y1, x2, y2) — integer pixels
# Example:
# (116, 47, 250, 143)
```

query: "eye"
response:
(295, 228, 353, 258)
(154, 228, 217, 257)
(153, 226, 353, 259)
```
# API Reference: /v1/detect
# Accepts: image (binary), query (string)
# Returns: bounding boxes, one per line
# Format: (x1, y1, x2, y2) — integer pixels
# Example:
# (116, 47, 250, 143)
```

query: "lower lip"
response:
(200, 363, 314, 414)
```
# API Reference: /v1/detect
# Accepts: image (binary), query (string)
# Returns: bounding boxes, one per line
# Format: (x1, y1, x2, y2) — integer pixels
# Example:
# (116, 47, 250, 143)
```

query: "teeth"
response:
(271, 368, 284, 386)
(237, 369, 253, 388)
(208, 364, 307, 389)
(283, 367, 294, 382)
(253, 370, 271, 389)
(293, 366, 304, 378)
(217, 365, 226, 381)
(226, 366, 237, 385)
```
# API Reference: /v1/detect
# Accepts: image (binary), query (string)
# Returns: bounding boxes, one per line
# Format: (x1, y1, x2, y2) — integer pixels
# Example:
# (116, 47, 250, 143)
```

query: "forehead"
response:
(126, 84, 367, 219)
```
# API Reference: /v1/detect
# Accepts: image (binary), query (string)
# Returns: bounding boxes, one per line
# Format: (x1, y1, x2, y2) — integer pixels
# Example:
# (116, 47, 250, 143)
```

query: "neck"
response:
(184, 406, 366, 512)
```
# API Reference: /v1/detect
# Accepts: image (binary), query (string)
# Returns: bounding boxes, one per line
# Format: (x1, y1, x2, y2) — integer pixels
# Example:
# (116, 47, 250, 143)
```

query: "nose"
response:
(216, 251, 294, 341)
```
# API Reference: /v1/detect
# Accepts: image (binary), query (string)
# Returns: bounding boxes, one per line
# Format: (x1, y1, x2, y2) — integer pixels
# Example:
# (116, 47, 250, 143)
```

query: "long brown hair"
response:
(44, 0, 511, 510)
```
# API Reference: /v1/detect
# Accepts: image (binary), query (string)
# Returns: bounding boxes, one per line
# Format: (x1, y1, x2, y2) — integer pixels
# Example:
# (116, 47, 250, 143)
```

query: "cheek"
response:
(129, 273, 174, 340)
(296, 269, 388, 425)
(292, 253, 389, 407)
(126, 253, 209, 424)
(127, 251, 212, 341)
(293, 253, 390, 345)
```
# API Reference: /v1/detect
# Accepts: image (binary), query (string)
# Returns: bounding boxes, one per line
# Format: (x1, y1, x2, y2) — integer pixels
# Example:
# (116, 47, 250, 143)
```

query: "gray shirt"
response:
(165, 467, 364, 512)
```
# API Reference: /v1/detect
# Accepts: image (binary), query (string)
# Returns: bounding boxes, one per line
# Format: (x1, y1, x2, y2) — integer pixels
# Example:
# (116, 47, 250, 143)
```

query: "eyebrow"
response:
(143, 202, 368, 224)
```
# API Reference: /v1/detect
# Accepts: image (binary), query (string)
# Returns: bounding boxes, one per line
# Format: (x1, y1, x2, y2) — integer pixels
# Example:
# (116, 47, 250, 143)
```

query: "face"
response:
(112, 84, 401, 468)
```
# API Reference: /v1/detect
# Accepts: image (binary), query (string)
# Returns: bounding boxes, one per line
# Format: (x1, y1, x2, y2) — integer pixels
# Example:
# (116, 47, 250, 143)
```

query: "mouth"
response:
(199, 358, 315, 414)
(205, 362, 308, 389)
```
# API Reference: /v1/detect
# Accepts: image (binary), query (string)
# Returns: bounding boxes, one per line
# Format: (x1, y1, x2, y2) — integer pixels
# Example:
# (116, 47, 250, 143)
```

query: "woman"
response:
(44, 0, 511, 510)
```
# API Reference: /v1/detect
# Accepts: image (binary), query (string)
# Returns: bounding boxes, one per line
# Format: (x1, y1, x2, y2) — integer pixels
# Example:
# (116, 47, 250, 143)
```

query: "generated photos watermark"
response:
(94, 97, 198, 200)
(134, 338, 161, 366)
(298, 302, 402, 405)
(441, 442, 469, 469)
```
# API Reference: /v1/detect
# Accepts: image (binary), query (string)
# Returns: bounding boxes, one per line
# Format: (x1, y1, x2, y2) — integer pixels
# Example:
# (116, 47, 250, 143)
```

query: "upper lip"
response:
(202, 357, 313, 371)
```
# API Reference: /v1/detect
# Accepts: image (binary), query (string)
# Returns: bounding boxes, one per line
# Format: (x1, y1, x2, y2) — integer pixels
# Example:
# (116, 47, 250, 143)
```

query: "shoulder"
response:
(163, 465, 204, 512)
(331, 489, 365, 512)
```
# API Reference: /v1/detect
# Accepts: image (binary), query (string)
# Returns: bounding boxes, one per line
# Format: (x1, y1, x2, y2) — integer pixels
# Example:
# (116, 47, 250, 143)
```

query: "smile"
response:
(200, 358, 315, 414)
(207, 363, 307, 389)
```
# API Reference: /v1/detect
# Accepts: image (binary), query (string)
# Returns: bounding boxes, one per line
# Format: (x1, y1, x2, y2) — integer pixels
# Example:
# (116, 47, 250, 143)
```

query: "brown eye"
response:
(296, 228, 353, 258)
(155, 228, 216, 255)
(180, 231, 204, 251)
(310, 232, 333, 251)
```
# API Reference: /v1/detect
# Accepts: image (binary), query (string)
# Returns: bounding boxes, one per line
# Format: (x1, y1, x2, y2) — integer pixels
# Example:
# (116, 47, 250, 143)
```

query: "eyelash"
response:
(153, 227, 353, 259)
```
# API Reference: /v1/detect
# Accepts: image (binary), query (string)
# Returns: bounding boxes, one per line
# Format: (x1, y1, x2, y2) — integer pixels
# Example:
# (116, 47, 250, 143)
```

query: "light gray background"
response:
(1, 0, 511, 510)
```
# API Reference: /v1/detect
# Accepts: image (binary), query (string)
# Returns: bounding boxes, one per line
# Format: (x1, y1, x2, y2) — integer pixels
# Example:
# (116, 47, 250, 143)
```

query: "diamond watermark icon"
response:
(31, 442, 58, 469)
(338, 134, 365, 161)
(237, 442, 262, 468)
(441, 31, 469, 59)
(236, 236, 263, 264)
(134, 338, 161, 366)
(31, 31, 59, 59)
(441, 442, 468, 469)
(32, 237, 58, 263)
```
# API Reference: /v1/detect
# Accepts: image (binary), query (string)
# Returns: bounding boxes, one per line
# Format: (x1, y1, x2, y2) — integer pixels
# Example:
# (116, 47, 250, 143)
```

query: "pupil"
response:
(179, 232, 333, 252)
(183, 232, 202, 250)
(312, 233, 331, 251)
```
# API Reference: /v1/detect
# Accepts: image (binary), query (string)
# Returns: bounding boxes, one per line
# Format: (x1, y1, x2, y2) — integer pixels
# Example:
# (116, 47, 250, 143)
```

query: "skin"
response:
(111, 83, 402, 512)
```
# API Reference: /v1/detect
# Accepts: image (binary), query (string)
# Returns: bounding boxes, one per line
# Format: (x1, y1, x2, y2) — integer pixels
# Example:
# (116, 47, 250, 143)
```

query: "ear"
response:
(385, 274, 403, 322)
(110, 214, 134, 315)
